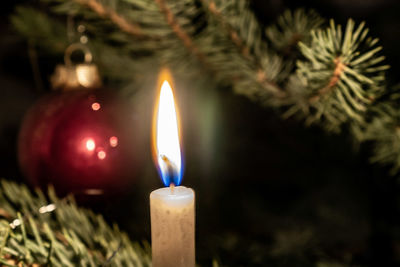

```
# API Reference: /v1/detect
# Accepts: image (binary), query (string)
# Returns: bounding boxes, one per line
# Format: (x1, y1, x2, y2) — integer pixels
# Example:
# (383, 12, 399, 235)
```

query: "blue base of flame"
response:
(158, 155, 183, 186)
(158, 167, 183, 187)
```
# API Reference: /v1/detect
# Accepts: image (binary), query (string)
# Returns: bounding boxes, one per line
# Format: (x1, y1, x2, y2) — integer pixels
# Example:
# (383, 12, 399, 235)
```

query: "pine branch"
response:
(155, 0, 206, 65)
(199, 0, 287, 101)
(309, 56, 346, 103)
(0, 179, 151, 266)
(10, 1, 400, 174)
(206, 1, 251, 61)
(74, 0, 145, 38)
(11, 7, 68, 54)
(359, 89, 400, 174)
(204, 0, 286, 98)
(266, 9, 325, 56)
(288, 19, 389, 132)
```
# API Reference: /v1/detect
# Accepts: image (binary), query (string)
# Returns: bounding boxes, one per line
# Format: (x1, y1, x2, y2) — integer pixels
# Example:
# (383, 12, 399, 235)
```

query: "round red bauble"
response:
(18, 89, 143, 197)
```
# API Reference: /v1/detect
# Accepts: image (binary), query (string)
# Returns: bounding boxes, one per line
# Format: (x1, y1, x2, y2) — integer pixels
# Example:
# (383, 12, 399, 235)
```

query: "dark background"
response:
(1, 0, 400, 266)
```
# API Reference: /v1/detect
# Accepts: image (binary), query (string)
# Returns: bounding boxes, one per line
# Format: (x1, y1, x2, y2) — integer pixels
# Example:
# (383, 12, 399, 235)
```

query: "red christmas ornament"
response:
(18, 44, 143, 196)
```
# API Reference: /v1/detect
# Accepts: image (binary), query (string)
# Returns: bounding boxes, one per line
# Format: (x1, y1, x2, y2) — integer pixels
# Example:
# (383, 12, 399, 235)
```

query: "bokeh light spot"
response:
(97, 150, 106, 160)
(109, 136, 118, 147)
(91, 102, 101, 111)
(86, 139, 95, 151)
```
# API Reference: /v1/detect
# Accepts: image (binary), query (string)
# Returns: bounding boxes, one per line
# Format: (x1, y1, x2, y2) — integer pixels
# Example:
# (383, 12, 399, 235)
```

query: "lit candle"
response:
(150, 71, 195, 267)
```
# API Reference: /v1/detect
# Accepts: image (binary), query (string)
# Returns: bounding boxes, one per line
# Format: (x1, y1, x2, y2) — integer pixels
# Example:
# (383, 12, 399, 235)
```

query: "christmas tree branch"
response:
(10, 0, 400, 175)
(73, 0, 145, 38)
(292, 19, 389, 132)
(206, 1, 251, 60)
(0, 179, 152, 266)
(361, 90, 400, 174)
(199, 0, 287, 99)
(265, 9, 325, 56)
(309, 56, 346, 103)
(154, 0, 206, 65)
(205, 0, 286, 98)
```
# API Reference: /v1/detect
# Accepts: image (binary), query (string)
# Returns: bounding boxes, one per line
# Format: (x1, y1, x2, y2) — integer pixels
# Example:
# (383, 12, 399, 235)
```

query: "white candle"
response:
(150, 186, 195, 267)
(150, 70, 195, 267)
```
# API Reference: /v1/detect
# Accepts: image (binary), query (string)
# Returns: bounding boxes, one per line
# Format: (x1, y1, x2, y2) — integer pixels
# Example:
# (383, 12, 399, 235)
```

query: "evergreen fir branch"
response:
(205, 0, 252, 61)
(10, 1, 400, 175)
(37, 0, 213, 74)
(39, 0, 194, 49)
(13, 10, 158, 84)
(154, 0, 208, 67)
(10, 2, 194, 80)
(266, 9, 325, 56)
(290, 19, 389, 132)
(202, 0, 265, 58)
(0, 180, 152, 266)
(200, 0, 287, 99)
(73, 0, 146, 38)
(362, 91, 400, 175)
(10, 7, 68, 54)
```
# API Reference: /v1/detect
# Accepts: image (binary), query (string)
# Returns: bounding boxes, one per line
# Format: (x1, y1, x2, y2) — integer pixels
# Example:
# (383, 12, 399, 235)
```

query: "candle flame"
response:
(152, 71, 183, 186)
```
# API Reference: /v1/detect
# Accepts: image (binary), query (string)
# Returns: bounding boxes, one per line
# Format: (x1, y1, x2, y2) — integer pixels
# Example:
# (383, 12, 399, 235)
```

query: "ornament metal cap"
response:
(51, 43, 102, 90)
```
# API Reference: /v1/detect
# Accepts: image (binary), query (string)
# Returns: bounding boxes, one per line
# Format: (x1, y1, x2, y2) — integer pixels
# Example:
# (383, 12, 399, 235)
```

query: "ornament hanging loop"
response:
(64, 43, 93, 67)
(51, 43, 102, 91)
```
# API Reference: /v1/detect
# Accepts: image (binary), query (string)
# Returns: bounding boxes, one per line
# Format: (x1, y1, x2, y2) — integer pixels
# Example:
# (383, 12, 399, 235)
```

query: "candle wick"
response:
(170, 183, 175, 194)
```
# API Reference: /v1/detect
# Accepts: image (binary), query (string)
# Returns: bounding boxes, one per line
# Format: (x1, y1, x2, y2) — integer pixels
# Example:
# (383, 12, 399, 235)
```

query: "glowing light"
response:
(10, 219, 21, 229)
(97, 150, 106, 160)
(39, 204, 56, 214)
(109, 136, 118, 147)
(86, 139, 96, 151)
(77, 66, 97, 88)
(80, 35, 88, 44)
(152, 78, 183, 186)
(84, 189, 104, 195)
(91, 102, 101, 111)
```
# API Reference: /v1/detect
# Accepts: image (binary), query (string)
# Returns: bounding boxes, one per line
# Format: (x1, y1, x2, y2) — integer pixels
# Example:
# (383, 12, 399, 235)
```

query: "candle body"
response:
(150, 186, 195, 267)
